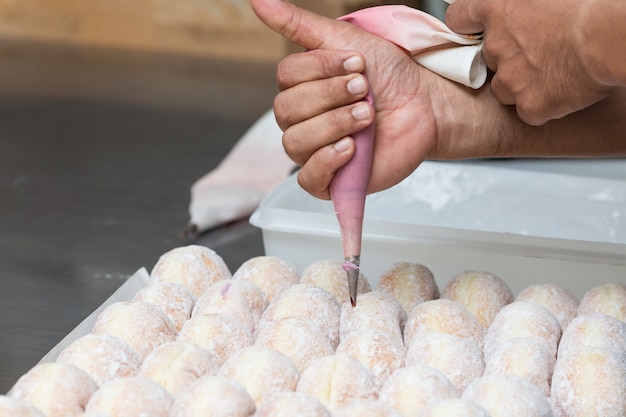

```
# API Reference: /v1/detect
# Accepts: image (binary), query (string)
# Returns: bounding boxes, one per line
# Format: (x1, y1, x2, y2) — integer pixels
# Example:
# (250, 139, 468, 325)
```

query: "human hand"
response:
(250, 0, 451, 199)
(445, 0, 614, 125)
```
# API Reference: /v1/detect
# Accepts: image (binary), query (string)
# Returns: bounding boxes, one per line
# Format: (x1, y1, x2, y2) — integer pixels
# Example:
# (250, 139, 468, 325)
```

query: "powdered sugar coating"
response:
(377, 262, 439, 314)
(139, 341, 219, 396)
(193, 279, 268, 339)
(416, 398, 491, 417)
(151, 245, 232, 298)
(442, 270, 514, 328)
(57, 333, 142, 386)
(177, 313, 252, 366)
(92, 301, 177, 361)
(232, 256, 299, 303)
(405, 331, 484, 393)
(463, 374, 553, 417)
(578, 283, 626, 322)
(379, 365, 459, 417)
(516, 283, 579, 331)
(8, 362, 98, 417)
(255, 316, 333, 371)
(296, 354, 379, 411)
(219, 346, 300, 407)
(259, 283, 340, 349)
(551, 348, 626, 417)
(85, 376, 173, 417)
(133, 281, 196, 332)
(483, 337, 555, 396)
(335, 330, 406, 386)
(339, 290, 407, 344)
(483, 301, 561, 363)
(170, 376, 255, 417)
(557, 313, 626, 360)
(333, 400, 403, 417)
(254, 392, 330, 417)
(404, 299, 484, 350)
(0, 396, 45, 417)
(300, 259, 371, 304)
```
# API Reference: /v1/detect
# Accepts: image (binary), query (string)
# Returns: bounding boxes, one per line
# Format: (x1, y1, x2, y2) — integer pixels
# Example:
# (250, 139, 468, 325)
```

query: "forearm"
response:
(433, 83, 626, 160)
(502, 87, 626, 158)
(579, 0, 626, 87)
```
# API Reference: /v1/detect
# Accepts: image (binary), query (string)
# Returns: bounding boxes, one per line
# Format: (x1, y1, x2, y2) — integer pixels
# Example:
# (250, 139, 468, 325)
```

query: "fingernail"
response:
(343, 56, 363, 72)
(351, 103, 370, 120)
(334, 137, 352, 152)
(347, 76, 366, 95)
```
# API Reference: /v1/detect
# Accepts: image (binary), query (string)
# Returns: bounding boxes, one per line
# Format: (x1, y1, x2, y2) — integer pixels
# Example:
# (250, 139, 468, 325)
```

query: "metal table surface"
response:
(0, 40, 277, 393)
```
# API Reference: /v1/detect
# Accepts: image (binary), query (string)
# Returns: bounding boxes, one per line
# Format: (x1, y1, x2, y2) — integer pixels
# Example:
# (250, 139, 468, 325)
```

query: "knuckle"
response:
(281, 128, 304, 166)
(276, 57, 295, 91)
(272, 95, 292, 130)
(297, 169, 329, 200)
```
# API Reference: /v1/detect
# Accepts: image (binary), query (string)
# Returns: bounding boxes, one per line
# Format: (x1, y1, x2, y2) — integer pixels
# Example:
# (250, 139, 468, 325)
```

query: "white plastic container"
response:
(250, 160, 626, 298)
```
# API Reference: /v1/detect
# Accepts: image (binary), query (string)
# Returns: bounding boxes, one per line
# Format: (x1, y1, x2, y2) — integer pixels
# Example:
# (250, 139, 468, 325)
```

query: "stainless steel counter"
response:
(0, 40, 277, 393)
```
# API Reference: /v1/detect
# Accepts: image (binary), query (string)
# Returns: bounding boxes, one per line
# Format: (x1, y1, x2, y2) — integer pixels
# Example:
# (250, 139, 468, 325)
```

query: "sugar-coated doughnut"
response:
(85, 376, 173, 417)
(483, 337, 554, 396)
(139, 341, 219, 396)
(557, 313, 626, 360)
(253, 392, 330, 417)
(378, 365, 458, 417)
(516, 283, 579, 331)
(300, 259, 371, 304)
(377, 262, 439, 314)
(150, 245, 232, 298)
(339, 290, 407, 344)
(333, 400, 404, 417)
(0, 395, 46, 417)
(259, 283, 340, 349)
(91, 301, 177, 360)
(8, 362, 98, 417)
(177, 313, 252, 366)
(405, 331, 484, 393)
(133, 281, 196, 332)
(415, 398, 491, 417)
(483, 301, 561, 363)
(219, 346, 299, 407)
(462, 374, 552, 417)
(57, 333, 142, 386)
(403, 299, 484, 350)
(193, 279, 268, 339)
(232, 256, 299, 303)
(296, 354, 378, 411)
(441, 270, 514, 328)
(552, 347, 626, 417)
(578, 283, 626, 322)
(169, 376, 255, 417)
(255, 316, 333, 371)
(335, 330, 406, 386)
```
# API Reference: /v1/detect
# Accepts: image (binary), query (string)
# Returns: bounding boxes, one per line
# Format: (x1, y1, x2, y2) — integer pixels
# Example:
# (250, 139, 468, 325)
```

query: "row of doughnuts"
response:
(3, 244, 625, 417)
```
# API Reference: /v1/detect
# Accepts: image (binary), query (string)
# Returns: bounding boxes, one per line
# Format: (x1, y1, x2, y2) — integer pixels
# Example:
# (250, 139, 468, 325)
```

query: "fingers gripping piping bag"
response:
(333, 4, 486, 306)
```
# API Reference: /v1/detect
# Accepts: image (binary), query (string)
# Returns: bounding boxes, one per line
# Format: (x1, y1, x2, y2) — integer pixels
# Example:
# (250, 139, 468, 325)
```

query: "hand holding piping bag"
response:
(250, 0, 487, 305)
(333, 5, 486, 305)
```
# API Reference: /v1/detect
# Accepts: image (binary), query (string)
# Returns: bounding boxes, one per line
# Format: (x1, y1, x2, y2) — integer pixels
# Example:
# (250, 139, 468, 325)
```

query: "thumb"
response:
(249, 0, 359, 51)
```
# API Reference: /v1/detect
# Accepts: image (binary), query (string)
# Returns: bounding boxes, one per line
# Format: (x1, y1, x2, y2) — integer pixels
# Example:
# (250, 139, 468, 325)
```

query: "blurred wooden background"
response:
(0, 0, 425, 61)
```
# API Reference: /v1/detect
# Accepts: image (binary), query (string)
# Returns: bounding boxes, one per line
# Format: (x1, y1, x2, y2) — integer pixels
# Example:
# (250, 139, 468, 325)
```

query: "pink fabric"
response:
(340, 5, 481, 53)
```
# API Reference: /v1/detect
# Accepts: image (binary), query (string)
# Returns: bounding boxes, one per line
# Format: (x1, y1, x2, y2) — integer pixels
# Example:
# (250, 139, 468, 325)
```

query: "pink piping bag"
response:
(329, 88, 375, 307)
(332, 6, 486, 306)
